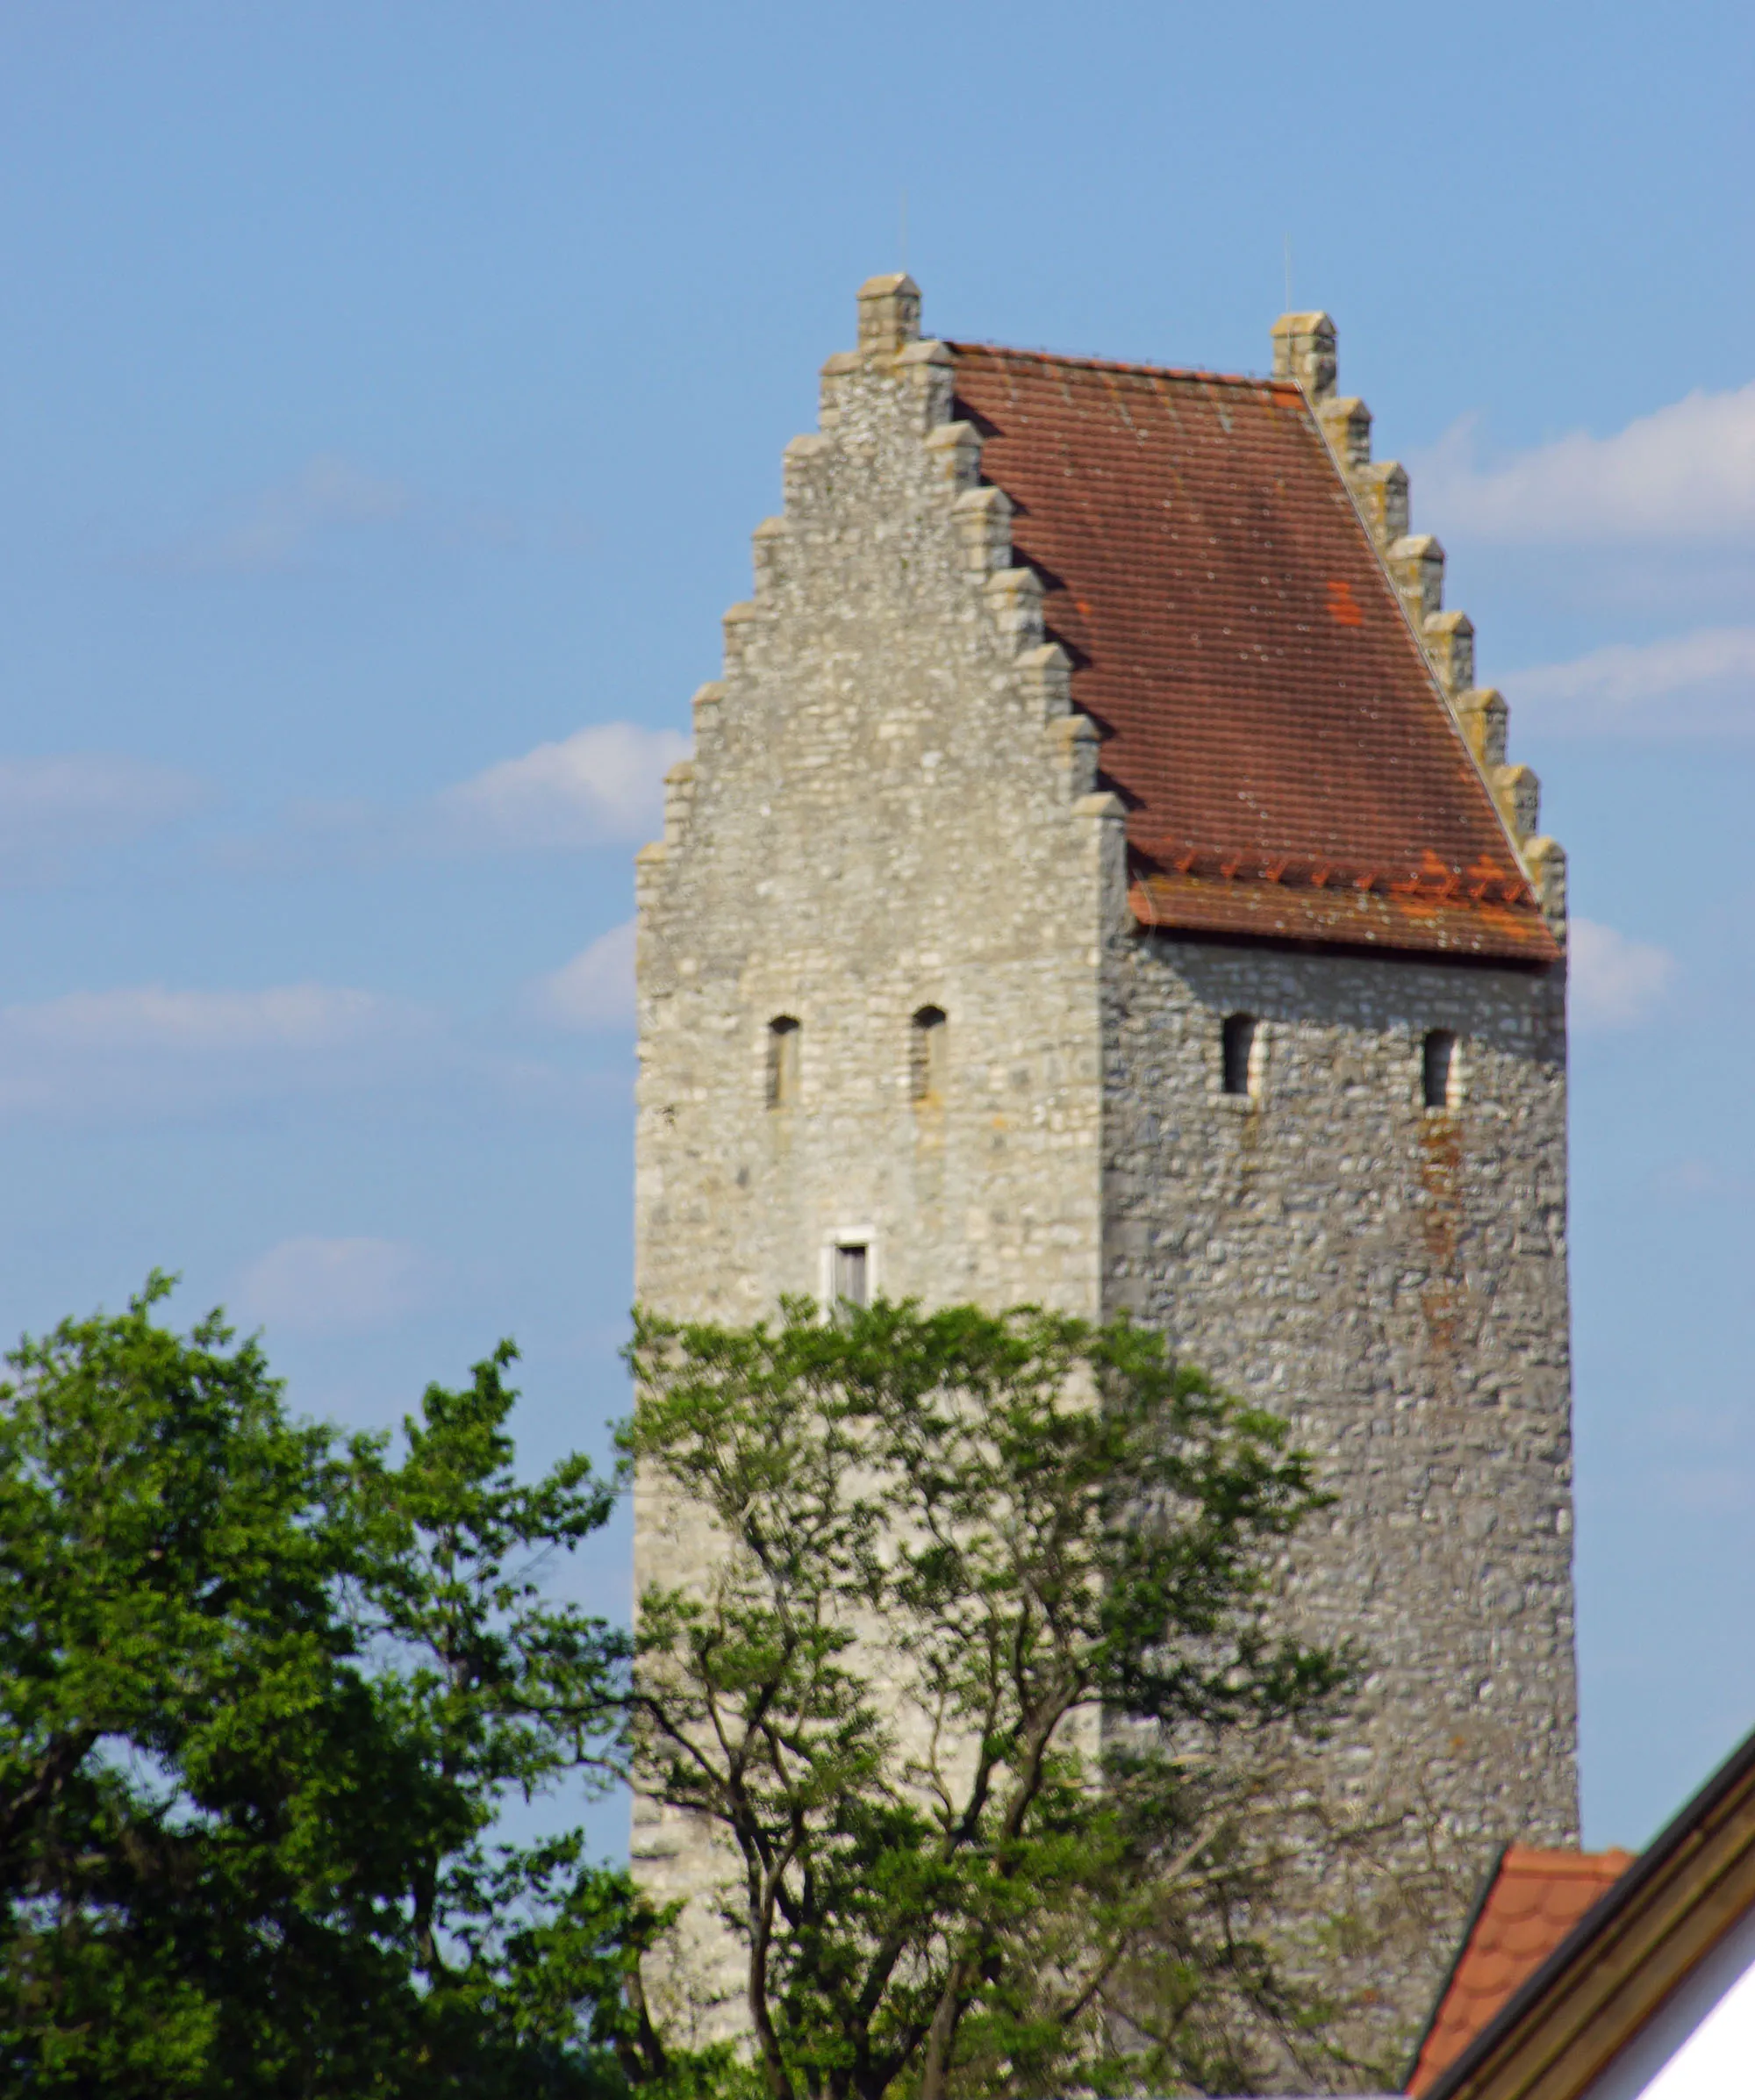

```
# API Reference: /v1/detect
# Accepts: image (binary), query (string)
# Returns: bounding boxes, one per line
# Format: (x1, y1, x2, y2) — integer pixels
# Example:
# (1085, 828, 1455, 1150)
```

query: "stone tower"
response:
(631, 276, 1579, 2035)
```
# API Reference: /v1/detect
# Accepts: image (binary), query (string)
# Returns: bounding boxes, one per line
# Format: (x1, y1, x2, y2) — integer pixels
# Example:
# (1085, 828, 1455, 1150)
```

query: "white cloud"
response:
(0, 753, 207, 877)
(525, 920, 636, 1030)
(435, 723, 688, 850)
(1507, 627, 1755, 738)
(4, 982, 411, 1053)
(1416, 380, 1755, 541)
(1568, 918, 1677, 1033)
(0, 981, 430, 1117)
(1655, 1160, 1752, 1201)
(228, 720, 687, 871)
(237, 1236, 427, 1336)
(167, 454, 412, 574)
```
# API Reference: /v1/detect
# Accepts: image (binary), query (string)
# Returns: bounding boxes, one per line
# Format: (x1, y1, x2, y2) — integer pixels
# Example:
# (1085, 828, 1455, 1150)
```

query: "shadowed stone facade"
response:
(631, 276, 1579, 2046)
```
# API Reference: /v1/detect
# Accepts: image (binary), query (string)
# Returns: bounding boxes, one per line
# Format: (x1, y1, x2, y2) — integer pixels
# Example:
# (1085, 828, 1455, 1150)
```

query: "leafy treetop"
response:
(623, 1298, 1354, 2100)
(0, 1274, 647, 2100)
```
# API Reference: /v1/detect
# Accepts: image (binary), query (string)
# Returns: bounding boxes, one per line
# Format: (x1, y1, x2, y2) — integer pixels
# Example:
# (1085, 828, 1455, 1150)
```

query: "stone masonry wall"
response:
(1102, 931, 1579, 2020)
(632, 279, 1125, 2035)
(633, 276, 1580, 2059)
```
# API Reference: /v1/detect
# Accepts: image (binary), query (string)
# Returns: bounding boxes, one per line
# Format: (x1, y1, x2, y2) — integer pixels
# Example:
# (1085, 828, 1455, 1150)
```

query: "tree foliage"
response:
(1, 1280, 1387, 2098)
(0, 1276, 641, 2097)
(623, 1299, 1357, 2100)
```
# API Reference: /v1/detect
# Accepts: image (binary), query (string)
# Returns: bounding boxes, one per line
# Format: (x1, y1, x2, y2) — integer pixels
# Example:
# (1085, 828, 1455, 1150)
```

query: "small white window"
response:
(766, 1016, 800, 1108)
(832, 1242, 869, 1311)
(1423, 1029, 1458, 1112)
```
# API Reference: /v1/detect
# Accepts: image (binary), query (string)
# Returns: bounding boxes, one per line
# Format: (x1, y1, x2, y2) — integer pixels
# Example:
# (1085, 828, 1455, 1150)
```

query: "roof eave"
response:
(1426, 1724, 1755, 2100)
(1129, 876, 1564, 969)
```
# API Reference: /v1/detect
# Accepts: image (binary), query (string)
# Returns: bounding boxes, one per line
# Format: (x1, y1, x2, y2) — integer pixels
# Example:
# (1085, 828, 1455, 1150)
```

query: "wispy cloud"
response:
(1569, 918, 1677, 1033)
(1506, 626, 1755, 738)
(237, 1235, 429, 1336)
(1655, 1159, 1753, 1202)
(1416, 379, 1755, 541)
(161, 454, 412, 575)
(0, 753, 208, 879)
(251, 720, 689, 871)
(0, 980, 431, 1117)
(434, 724, 689, 850)
(6, 982, 410, 1053)
(525, 921, 636, 1030)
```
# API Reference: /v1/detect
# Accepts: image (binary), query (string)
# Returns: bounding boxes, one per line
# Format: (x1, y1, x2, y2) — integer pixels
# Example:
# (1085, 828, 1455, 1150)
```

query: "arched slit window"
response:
(1423, 1029, 1457, 1112)
(766, 1016, 800, 1108)
(1221, 1013, 1257, 1099)
(910, 1006, 947, 1104)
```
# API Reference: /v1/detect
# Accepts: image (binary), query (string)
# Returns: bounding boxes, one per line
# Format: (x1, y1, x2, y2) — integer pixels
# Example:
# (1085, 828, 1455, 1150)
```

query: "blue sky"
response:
(2, 2, 1752, 1856)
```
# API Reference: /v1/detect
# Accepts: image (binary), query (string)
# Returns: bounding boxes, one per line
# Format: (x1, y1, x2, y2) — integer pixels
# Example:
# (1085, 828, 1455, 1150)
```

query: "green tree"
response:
(0, 1276, 644, 2098)
(623, 1299, 1357, 2100)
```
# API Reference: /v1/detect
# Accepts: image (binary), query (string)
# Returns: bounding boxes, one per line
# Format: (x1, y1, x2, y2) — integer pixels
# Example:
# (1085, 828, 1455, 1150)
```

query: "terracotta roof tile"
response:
(946, 345, 1558, 965)
(1407, 1847, 1635, 2094)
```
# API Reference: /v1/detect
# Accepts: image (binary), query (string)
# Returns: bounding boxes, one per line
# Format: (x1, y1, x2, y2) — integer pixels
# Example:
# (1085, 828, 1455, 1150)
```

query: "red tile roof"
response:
(947, 346, 1559, 965)
(1407, 1847, 1635, 2094)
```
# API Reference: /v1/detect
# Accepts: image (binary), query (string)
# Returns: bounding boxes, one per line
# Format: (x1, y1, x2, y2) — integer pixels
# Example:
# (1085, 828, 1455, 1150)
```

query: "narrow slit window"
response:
(1423, 1029, 1457, 1112)
(766, 1016, 800, 1108)
(910, 1006, 947, 1103)
(832, 1243, 869, 1312)
(1221, 1013, 1257, 1099)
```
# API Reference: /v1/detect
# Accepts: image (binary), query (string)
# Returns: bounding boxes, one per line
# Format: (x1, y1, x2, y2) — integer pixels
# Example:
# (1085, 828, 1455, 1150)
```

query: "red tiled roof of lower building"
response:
(1407, 1847, 1636, 2095)
(947, 345, 1559, 965)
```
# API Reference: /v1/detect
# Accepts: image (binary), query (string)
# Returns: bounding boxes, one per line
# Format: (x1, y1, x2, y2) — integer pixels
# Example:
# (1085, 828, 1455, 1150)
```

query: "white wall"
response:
(1587, 1899, 1755, 2099)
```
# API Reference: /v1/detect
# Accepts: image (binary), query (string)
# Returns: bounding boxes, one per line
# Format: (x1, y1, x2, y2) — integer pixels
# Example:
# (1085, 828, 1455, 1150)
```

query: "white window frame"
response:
(820, 1229, 880, 1313)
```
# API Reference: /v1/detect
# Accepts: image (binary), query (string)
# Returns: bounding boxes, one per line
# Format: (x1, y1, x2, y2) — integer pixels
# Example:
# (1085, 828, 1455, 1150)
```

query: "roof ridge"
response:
(1501, 1846, 1637, 1874)
(945, 338, 1293, 395)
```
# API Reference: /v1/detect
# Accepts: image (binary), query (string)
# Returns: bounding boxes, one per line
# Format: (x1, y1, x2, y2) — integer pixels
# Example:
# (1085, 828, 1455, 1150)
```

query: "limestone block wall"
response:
(632, 277, 1126, 2033)
(1102, 933, 1580, 1865)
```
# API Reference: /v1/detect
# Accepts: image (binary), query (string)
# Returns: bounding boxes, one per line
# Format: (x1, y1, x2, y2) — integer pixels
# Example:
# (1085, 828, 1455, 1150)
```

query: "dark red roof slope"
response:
(948, 345, 1558, 964)
(1407, 1847, 1634, 2094)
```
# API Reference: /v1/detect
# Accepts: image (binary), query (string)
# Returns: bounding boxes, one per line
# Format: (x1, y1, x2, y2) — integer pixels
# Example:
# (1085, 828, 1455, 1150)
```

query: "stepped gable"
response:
(1407, 1846, 1635, 2094)
(947, 342, 1559, 964)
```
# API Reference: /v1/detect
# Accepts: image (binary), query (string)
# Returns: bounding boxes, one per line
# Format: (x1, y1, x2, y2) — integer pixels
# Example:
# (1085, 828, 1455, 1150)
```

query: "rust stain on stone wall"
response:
(1420, 1115, 1466, 1358)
